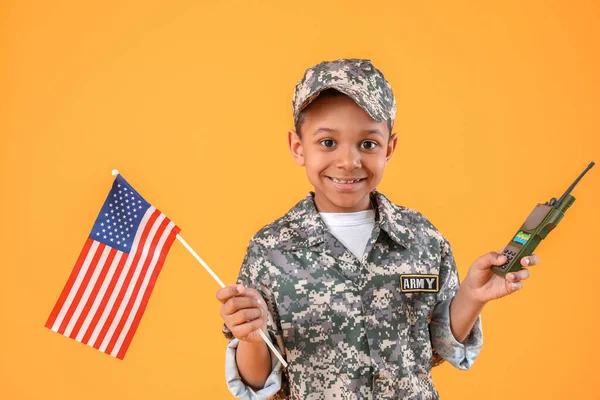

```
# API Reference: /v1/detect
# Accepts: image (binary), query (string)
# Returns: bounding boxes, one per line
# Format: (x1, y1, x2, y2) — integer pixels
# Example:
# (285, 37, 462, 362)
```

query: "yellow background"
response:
(1, 1, 599, 399)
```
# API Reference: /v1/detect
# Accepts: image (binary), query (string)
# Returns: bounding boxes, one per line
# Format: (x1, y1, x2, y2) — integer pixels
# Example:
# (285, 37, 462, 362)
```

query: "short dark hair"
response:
(294, 88, 393, 137)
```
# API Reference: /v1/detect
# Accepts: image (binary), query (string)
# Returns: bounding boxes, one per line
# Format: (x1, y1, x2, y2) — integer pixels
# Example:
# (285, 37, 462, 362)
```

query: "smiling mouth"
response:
(327, 177, 366, 184)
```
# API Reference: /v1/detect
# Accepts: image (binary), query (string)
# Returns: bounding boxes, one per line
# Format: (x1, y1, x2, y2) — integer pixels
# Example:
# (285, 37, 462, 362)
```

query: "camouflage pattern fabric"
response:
(223, 191, 483, 399)
(292, 59, 397, 128)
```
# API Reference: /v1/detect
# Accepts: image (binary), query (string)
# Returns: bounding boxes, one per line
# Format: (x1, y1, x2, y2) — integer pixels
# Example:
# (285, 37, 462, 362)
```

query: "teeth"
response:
(331, 178, 361, 184)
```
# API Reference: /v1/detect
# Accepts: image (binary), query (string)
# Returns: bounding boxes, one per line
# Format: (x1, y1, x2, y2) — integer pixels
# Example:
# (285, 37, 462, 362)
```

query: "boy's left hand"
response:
(462, 251, 540, 305)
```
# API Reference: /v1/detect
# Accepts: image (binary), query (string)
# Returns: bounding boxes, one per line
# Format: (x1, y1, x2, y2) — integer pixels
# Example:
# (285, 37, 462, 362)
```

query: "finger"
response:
(507, 280, 523, 293)
(216, 284, 245, 303)
(221, 296, 261, 316)
(506, 268, 530, 282)
(232, 319, 266, 340)
(474, 251, 507, 270)
(521, 254, 540, 267)
(242, 287, 266, 302)
(241, 288, 269, 314)
(229, 307, 264, 326)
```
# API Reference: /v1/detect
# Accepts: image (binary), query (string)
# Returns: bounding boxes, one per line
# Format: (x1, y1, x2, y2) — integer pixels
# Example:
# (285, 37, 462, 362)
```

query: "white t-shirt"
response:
(318, 210, 376, 261)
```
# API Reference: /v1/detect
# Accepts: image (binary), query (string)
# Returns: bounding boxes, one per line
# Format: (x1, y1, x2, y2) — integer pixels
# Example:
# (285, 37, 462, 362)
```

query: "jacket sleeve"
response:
(222, 238, 288, 398)
(429, 236, 483, 370)
(225, 338, 283, 399)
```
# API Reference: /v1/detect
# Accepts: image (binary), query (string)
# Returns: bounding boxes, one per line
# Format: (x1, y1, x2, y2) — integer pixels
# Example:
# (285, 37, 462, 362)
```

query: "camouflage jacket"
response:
(223, 191, 483, 399)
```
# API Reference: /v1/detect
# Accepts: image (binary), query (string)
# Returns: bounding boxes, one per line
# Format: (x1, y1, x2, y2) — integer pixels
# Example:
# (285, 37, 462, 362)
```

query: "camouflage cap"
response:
(292, 58, 396, 128)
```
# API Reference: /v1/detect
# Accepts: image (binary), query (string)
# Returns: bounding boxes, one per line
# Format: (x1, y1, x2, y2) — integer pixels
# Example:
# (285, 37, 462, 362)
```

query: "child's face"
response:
(288, 95, 398, 213)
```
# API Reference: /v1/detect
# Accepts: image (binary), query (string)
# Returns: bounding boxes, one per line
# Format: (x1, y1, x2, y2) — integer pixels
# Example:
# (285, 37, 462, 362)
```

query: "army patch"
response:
(400, 274, 439, 293)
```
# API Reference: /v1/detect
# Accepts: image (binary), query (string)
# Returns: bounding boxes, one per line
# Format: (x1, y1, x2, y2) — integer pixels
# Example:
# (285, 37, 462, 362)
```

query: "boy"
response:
(216, 59, 537, 399)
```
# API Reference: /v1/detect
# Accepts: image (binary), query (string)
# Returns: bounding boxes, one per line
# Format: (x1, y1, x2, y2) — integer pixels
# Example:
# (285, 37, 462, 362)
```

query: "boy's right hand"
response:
(216, 284, 268, 344)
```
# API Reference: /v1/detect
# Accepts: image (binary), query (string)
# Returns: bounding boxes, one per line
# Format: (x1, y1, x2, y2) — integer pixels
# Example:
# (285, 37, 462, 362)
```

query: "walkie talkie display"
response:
(491, 162, 595, 276)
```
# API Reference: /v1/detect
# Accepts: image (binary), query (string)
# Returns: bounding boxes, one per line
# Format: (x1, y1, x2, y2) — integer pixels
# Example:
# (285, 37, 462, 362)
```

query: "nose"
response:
(336, 145, 362, 170)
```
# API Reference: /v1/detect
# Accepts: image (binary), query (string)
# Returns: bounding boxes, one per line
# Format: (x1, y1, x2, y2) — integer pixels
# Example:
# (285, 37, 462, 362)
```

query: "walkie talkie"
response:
(491, 161, 595, 276)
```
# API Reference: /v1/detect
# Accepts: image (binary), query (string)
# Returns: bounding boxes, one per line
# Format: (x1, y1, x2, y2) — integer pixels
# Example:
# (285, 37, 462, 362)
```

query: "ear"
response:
(385, 133, 398, 164)
(288, 129, 305, 166)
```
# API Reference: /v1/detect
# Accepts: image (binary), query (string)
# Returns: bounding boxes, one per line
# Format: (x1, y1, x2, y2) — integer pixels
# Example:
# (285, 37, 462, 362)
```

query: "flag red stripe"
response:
(45, 238, 94, 329)
(93, 209, 161, 349)
(69, 247, 117, 340)
(116, 224, 180, 359)
(81, 248, 128, 345)
(105, 217, 170, 355)
(57, 243, 106, 335)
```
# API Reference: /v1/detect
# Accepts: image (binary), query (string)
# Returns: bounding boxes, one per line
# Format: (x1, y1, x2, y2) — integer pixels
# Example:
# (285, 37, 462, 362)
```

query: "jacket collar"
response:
(277, 191, 413, 251)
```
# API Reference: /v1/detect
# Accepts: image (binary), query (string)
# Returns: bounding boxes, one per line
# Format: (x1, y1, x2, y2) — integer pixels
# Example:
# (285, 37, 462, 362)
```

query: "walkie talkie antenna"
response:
(553, 162, 595, 209)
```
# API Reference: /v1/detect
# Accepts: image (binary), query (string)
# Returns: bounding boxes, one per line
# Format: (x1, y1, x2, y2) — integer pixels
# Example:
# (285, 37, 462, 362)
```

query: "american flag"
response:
(45, 173, 180, 359)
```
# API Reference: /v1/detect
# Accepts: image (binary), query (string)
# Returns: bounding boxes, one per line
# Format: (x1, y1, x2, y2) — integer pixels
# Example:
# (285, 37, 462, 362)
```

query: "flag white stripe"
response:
(87, 207, 156, 347)
(110, 221, 176, 356)
(63, 245, 112, 337)
(99, 213, 166, 352)
(51, 241, 100, 332)
(75, 251, 123, 343)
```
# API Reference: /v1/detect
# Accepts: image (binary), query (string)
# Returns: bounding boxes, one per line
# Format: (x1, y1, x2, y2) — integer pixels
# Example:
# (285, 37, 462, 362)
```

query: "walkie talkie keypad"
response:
(499, 248, 518, 270)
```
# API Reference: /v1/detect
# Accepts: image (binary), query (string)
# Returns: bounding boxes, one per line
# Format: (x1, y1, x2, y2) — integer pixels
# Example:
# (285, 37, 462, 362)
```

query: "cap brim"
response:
(297, 83, 386, 123)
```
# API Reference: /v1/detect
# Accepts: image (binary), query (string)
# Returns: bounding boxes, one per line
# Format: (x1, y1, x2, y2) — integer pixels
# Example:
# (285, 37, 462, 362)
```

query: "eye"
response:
(320, 139, 336, 148)
(360, 140, 378, 150)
